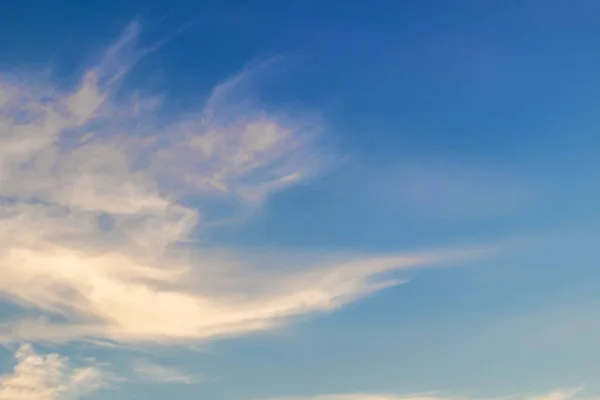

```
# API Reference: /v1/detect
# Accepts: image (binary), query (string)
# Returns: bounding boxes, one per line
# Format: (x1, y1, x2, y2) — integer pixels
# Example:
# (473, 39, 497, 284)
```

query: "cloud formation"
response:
(0, 22, 493, 345)
(0, 344, 106, 400)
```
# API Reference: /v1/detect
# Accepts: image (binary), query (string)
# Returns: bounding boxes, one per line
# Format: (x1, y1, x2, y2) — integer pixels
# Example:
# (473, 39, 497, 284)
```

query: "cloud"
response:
(0, 22, 495, 345)
(265, 388, 590, 400)
(132, 359, 201, 384)
(0, 344, 107, 400)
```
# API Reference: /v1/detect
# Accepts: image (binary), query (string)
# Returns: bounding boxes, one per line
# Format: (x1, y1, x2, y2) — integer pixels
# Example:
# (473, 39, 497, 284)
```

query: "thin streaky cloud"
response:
(132, 359, 201, 385)
(265, 388, 590, 400)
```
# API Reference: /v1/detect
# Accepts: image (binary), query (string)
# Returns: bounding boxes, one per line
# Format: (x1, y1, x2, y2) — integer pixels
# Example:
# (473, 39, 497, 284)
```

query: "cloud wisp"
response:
(265, 388, 590, 400)
(0, 22, 494, 345)
(132, 359, 201, 385)
(0, 344, 107, 400)
(351, 159, 534, 222)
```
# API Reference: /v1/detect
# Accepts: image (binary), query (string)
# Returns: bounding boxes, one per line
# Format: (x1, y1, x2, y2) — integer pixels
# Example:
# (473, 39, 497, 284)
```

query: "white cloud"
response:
(132, 359, 201, 384)
(0, 22, 495, 345)
(0, 344, 107, 400)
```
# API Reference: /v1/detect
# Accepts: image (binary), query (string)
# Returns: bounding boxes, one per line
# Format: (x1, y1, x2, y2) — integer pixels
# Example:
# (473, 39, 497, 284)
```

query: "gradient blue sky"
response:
(1, 1, 600, 400)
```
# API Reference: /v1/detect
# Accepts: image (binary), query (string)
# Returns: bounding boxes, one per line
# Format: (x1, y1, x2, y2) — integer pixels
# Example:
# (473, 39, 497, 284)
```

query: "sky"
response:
(1, 1, 600, 399)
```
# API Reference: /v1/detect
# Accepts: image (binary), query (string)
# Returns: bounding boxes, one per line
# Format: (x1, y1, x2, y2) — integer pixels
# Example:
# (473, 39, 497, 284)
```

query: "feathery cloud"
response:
(0, 22, 495, 345)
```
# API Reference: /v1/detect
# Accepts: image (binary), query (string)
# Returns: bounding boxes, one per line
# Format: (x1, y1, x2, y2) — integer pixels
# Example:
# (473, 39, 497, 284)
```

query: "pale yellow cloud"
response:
(0, 344, 107, 400)
(0, 23, 494, 345)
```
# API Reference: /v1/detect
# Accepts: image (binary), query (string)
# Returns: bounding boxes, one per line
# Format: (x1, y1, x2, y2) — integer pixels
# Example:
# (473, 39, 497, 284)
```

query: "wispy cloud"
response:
(132, 359, 201, 384)
(0, 22, 496, 345)
(394, 161, 534, 220)
(266, 394, 448, 400)
(354, 159, 534, 222)
(0, 344, 107, 400)
(265, 388, 590, 400)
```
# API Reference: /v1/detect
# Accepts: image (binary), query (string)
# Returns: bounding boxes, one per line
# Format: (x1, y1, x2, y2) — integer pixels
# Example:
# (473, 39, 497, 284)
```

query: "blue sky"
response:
(1, 1, 600, 400)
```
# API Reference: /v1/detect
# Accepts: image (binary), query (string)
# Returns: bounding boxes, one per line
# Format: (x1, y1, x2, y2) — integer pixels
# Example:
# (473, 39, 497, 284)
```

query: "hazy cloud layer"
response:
(350, 160, 534, 222)
(266, 388, 590, 400)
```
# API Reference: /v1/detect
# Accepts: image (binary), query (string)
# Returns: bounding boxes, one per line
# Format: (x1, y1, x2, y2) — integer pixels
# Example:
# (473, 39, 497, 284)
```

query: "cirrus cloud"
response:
(0, 22, 495, 346)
